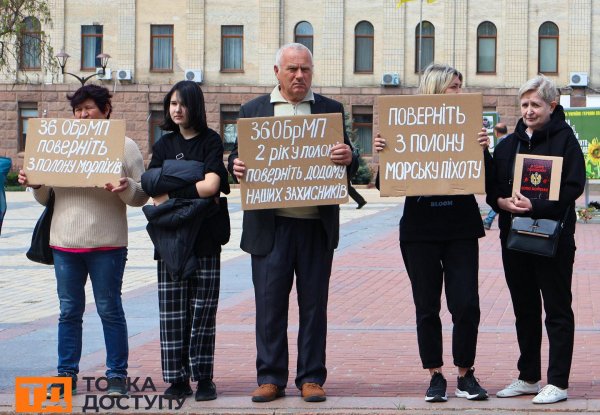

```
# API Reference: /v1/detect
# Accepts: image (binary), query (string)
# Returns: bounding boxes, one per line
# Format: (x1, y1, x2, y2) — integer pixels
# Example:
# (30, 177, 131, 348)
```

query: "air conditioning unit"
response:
(184, 69, 203, 83)
(381, 72, 400, 87)
(117, 69, 132, 81)
(569, 72, 588, 87)
(95, 68, 112, 81)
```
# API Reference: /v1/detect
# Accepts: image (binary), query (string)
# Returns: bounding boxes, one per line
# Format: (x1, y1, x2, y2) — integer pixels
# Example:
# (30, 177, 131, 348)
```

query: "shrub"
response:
(6, 172, 19, 187)
(351, 155, 373, 185)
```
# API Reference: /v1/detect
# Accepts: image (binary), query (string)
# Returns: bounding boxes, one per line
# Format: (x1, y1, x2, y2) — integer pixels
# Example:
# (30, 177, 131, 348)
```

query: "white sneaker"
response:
(496, 379, 540, 397)
(532, 384, 568, 404)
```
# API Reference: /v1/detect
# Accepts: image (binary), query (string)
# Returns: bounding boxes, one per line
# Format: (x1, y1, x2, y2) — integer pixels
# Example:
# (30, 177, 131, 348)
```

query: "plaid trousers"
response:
(157, 255, 220, 383)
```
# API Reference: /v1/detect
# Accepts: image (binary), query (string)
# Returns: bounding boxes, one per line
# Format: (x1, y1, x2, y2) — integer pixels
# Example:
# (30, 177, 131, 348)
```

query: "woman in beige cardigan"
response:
(18, 84, 148, 398)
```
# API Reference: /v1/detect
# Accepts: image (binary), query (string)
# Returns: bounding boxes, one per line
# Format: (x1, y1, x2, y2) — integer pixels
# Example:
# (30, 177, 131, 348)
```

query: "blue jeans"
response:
(53, 248, 128, 378)
(484, 209, 497, 224)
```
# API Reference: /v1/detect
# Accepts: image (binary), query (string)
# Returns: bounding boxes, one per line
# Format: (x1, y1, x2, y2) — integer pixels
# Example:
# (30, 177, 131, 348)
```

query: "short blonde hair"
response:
(518, 75, 558, 104)
(417, 63, 463, 95)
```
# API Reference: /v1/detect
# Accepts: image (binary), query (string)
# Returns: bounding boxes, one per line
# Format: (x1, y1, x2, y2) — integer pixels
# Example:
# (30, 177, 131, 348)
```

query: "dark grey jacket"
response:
(227, 92, 358, 255)
(142, 160, 218, 280)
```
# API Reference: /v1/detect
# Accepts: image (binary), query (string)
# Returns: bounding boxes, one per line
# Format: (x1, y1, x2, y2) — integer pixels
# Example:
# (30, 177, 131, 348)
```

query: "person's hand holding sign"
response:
(373, 133, 386, 152)
(496, 191, 531, 215)
(231, 158, 246, 181)
(105, 177, 130, 193)
(329, 142, 352, 166)
(477, 128, 490, 149)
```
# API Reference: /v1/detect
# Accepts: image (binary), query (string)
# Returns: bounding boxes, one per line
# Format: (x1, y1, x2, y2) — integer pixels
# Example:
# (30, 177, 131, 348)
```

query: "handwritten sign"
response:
(237, 113, 348, 210)
(378, 93, 485, 196)
(24, 118, 125, 187)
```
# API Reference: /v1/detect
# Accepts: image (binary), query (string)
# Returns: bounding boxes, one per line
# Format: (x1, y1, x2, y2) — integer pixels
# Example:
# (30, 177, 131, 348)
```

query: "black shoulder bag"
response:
(506, 141, 566, 257)
(26, 189, 55, 265)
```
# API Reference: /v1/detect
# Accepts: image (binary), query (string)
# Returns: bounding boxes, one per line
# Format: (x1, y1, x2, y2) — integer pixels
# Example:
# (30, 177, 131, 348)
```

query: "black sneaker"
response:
(425, 372, 447, 402)
(46, 373, 77, 399)
(455, 368, 488, 400)
(163, 380, 193, 399)
(195, 379, 217, 401)
(107, 377, 128, 396)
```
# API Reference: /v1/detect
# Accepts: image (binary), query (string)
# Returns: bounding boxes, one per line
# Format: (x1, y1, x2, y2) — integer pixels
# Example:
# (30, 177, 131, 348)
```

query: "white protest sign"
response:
(378, 93, 485, 196)
(24, 118, 125, 187)
(237, 113, 349, 210)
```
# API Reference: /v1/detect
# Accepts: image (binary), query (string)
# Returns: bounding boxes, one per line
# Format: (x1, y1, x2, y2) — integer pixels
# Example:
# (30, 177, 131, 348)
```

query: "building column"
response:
(445, 0, 467, 76)
(259, 0, 281, 86)
(503, 0, 529, 87)
(383, 0, 405, 85)
(320, 0, 344, 87)
(187, 0, 205, 73)
(47, 0, 66, 84)
(118, 0, 136, 75)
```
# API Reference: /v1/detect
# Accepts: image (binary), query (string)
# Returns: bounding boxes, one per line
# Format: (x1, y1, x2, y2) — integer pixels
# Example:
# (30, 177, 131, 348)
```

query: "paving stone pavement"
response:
(1, 188, 599, 414)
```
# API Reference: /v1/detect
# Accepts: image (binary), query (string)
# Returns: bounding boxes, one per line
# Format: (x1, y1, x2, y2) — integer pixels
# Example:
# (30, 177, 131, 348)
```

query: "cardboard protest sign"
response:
(378, 93, 485, 196)
(24, 118, 126, 187)
(513, 154, 562, 201)
(237, 113, 349, 210)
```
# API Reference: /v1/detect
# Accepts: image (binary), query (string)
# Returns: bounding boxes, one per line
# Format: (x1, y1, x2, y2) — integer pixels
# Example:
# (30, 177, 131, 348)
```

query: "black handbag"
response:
(211, 196, 231, 245)
(26, 189, 55, 265)
(506, 213, 566, 257)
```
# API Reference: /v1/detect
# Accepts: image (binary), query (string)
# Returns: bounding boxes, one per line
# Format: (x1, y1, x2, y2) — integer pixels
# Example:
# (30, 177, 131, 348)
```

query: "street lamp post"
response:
(55, 50, 111, 86)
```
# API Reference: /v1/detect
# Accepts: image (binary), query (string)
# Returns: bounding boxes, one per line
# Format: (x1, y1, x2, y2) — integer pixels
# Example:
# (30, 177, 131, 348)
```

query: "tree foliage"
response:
(344, 110, 373, 185)
(0, 0, 54, 78)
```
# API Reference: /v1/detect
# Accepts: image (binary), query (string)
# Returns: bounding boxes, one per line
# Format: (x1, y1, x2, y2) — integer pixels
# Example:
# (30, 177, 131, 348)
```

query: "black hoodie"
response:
(486, 105, 586, 240)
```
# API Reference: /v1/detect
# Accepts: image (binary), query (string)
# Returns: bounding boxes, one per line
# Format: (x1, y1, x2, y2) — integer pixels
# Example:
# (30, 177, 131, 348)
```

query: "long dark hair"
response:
(67, 84, 112, 118)
(160, 80, 208, 134)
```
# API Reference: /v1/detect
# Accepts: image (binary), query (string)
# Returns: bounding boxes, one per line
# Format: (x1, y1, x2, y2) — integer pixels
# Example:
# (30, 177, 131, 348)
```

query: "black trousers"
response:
(400, 238, 481, 369)
(501, 235, 576, 389)
(251, 216, 334, 389)
(348, 183, 366, 206)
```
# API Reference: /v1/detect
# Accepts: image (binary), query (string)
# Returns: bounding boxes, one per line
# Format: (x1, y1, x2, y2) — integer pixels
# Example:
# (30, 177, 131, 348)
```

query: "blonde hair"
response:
(417, 63, 463, 95)
(518, 75, 558, 104)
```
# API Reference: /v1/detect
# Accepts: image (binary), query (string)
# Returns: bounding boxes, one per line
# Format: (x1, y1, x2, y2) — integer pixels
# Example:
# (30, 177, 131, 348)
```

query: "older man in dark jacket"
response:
(228, 42, 357, 403)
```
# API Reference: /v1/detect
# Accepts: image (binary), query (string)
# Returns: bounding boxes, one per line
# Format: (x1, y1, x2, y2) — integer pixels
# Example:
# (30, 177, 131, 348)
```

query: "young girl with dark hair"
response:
(146, 80, 230, 401)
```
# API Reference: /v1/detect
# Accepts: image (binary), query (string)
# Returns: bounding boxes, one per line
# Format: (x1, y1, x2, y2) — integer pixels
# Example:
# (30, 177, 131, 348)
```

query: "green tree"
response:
(344, 111, 373, 185)
(0, 0, 55, 78)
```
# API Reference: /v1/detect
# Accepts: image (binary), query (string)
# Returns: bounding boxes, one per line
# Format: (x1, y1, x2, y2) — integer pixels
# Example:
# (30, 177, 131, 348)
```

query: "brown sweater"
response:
(33, 137, 148, 248)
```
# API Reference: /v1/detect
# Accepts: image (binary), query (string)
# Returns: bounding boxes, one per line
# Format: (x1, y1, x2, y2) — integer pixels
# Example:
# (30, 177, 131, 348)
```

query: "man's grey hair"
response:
(275, 43, 313, 68)
(518, 75, 558, 104)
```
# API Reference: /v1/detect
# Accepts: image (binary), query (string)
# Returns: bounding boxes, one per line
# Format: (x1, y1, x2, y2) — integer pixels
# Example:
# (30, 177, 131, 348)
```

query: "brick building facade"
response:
(1, 0, 596, 175)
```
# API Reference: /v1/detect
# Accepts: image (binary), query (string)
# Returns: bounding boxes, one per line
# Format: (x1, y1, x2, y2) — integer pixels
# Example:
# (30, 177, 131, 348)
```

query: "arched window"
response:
(294, 21, 313, 53)
(539, 22, 559, 74)
(477, 22, 496, 73)
(20, 17, 41, 70)
(415, 21, 434, 73)
(354, 21, 374, 73)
